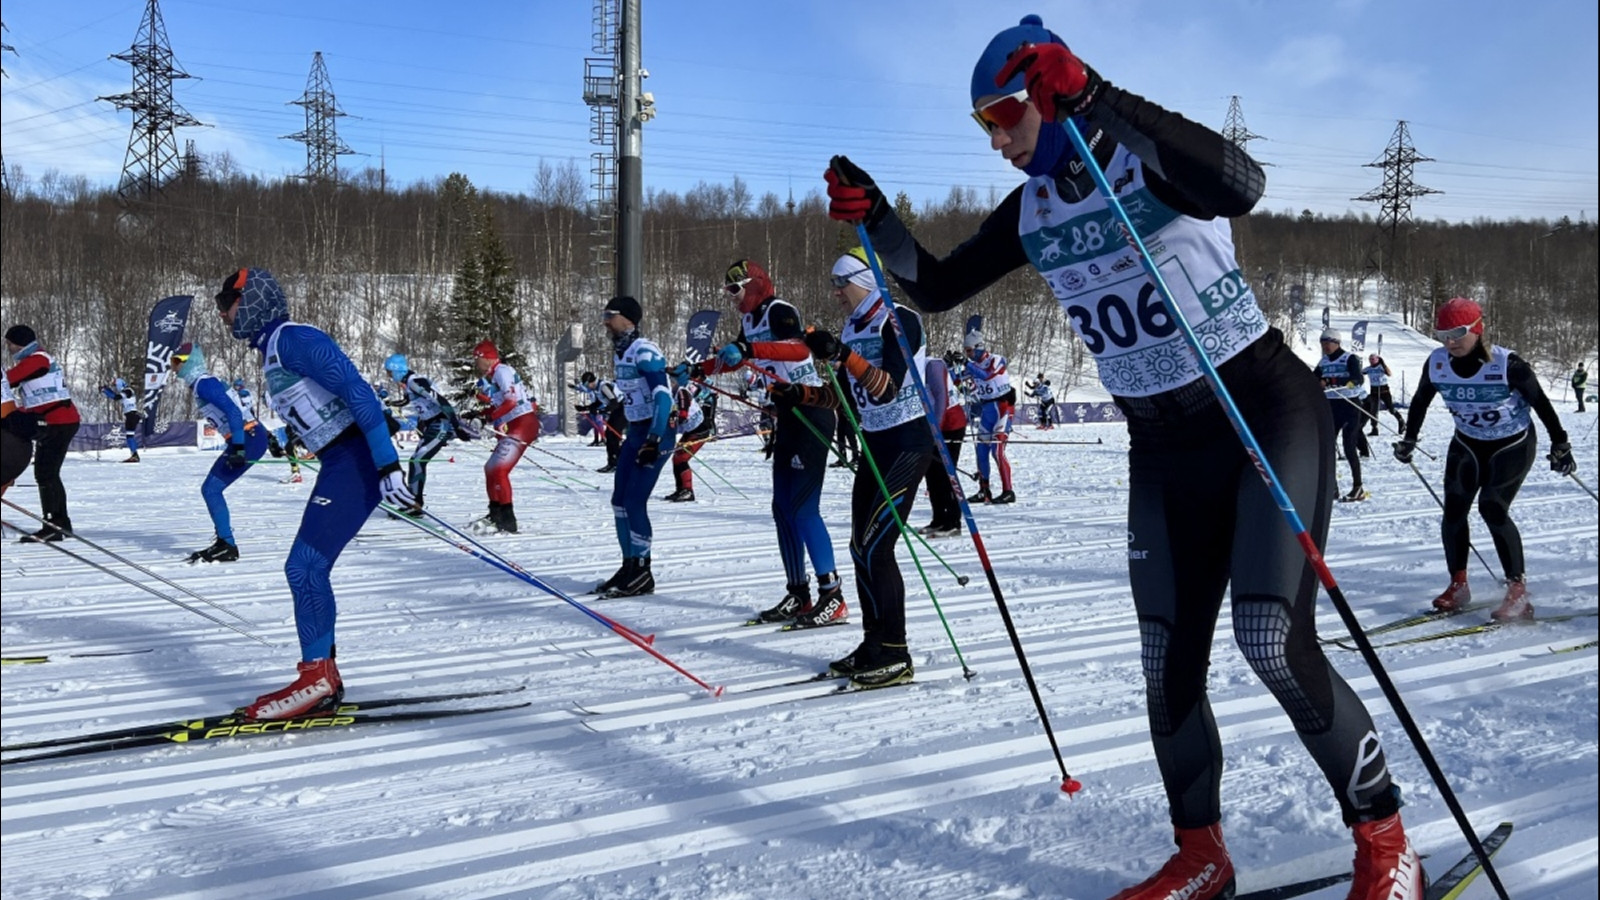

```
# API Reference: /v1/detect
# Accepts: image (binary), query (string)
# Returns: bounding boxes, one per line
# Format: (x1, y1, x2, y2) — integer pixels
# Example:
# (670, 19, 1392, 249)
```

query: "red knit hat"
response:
(1434, 297, 1483, 337)
(473, 340, 500, 361)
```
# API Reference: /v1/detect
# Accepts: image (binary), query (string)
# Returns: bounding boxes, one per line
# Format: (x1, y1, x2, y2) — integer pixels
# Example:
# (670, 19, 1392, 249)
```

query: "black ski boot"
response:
(607, 556, 654, 597)
(188, 537, 239, 563)
(595, 558, 635, 594)
(494, 502, 519, 534)
(752, 582, 809, 624)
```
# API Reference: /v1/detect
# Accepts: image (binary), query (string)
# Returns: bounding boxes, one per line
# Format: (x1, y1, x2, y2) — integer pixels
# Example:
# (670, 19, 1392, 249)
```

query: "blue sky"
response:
(2, 0, 1595, 223)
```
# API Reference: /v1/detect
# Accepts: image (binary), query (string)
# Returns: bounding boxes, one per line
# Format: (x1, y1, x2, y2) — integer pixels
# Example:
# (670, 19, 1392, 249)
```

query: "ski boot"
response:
(752, 583, 809, 624)
(470, 504, 504, 535)
(846, 642, 914, 690)
(494, 502, 519, 535)
(605, 556, 654, 597)
(992, 490, 1016, 504)
(1106, 823, 1235, 900)
(596, 461, 618, 474)
(663, 487, 695, 502)
(1430, 570, 1470, 612)
(1339, 485, 1369, 502)
(917, 522, 961, 538)
(1348, 811, 1424, 900)
(790, 583, 848, 629)
(122, 453, 141, 463)
(241, 658, 343, 720)
(188, 537, 239, 563)
(1490, 577, 1533, 622)
(19, 527, 66, 544)
(595, 558, 634, 594)
(966, 480, 992, 504)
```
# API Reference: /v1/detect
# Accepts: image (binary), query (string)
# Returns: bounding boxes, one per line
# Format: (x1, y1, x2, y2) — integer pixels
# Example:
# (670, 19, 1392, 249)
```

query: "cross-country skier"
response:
(696, 258, 845, 628)
(4, 325, 80, 542)
(215, 267, 418, 720)
(1318, 327, 1369, 501)
(232, 377, 257, 419)
(1572, 362, 1588, 413)
(464, 340, 538, 534)
(1025, 373, 1057, 428)
(593, 296, 674, 597)
(169, 341, 266, 562)
(918, 354, 968, 537)
(1394, 297, 1573, 622)
(663, 363, 713, 502)
(99, 377, 143, 462)
(1362, 354, 1405, 435)
(822, 15, 1423, 896)
(383, 353, 468, 514)
(771, 248, 933, 688)
(570, 371, 608, 446)
(963, 330, 1016, 503)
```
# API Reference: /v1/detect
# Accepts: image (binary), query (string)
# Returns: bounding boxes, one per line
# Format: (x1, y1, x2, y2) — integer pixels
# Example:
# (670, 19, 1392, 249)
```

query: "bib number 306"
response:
(1065, 283, 1174, 355)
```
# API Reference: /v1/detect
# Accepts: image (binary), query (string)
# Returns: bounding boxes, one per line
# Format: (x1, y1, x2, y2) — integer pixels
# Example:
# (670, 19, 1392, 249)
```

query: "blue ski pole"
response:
(1059, 116, 1507, 898)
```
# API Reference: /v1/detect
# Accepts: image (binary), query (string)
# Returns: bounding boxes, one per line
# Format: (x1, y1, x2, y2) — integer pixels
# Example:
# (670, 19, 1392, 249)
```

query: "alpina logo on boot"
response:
(256, 676, 332, 719)
(1168, 862, 1220, 900)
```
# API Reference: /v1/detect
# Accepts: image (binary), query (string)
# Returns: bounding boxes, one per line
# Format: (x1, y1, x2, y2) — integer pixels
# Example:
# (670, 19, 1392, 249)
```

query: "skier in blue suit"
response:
(169, 341, 268, 563)
(216, 267, 417, 719)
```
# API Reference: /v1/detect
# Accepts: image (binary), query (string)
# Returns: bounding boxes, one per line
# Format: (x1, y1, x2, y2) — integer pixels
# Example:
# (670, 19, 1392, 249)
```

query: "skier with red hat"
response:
(1395, 296, 1573, 622)
(467, 339, 539, 534)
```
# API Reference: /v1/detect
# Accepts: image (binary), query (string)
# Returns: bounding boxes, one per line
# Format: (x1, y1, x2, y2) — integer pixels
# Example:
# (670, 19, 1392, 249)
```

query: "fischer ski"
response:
(1233, 821, 1511, 900)
(1, 686, 525, 756)
(1425, 821, 1513, 900)
(1330, 609, 1599, 652)
(1321, 602, 1493, 646)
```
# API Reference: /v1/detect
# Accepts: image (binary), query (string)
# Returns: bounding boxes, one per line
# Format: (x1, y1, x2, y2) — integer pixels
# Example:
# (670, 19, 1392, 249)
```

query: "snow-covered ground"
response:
(3, 322, 1596, 899)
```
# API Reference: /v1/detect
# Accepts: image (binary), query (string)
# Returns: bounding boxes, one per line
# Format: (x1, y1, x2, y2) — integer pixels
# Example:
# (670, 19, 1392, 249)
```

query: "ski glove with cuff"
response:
(825, 156, 886, 226)
(225, 443, 250, 470)
(1549, 441, 1576, 475)
(995, 42, 1103, 123)
(636, 434, 663, 467)
(803, 328, 848, 363)
(378, 464, 420, 512)
(1392, 439, 1416, 465)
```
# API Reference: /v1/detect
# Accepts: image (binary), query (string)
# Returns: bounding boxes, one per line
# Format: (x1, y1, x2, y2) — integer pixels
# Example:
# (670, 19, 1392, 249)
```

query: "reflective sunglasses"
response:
(723, 278, 750, 295)
(971, 88, 1030, 134)
(1435, 320, 1480, 341)
(830, 268, 870, 289)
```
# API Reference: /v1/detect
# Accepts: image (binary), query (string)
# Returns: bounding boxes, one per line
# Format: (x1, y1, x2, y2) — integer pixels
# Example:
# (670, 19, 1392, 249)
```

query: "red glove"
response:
(995, 42, 1100, 123)
(824, 155, 884, 225)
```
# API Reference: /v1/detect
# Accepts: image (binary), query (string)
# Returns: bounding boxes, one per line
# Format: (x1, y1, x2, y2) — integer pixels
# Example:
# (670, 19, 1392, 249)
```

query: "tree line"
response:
(2, 156, 1594, 426)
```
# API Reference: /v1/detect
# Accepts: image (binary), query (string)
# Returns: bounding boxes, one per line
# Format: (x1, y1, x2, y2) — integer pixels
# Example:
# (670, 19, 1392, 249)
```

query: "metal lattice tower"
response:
(97, 0, 203, 203)
(284, 51, 354, 184)
(582, 0, 619, 289)
(2, 22, 14, 195)
(1220, 95, 1269, 165)
(181, 138, 201, 181)
(1355, 120, 1441, 271)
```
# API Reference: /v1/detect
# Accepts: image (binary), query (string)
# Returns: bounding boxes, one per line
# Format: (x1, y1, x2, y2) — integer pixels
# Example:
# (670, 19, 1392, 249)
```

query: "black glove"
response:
(225, 443, 249, 470)
(1392, 439, 1416, 465)
(803, 328, 847, 362)
(452, 417, 477, 442)
(825, 156, 887, 226)
(636, 434, 662, 466)
(1549, 440, 1575, 476)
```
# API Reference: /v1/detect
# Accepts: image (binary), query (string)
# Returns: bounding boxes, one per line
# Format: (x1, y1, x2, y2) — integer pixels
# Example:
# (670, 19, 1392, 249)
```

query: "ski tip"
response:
(1060, 776, 1083, 795)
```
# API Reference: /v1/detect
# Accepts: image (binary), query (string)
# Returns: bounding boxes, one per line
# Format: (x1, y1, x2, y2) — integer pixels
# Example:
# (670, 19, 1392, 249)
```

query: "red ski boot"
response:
(1347, 812, 1424, 900)
(242, 658, 343, 720)
(1108, 823, 1235, 900)
(1490, 577, 1534, 622)
(1430, 570, 1470, 612)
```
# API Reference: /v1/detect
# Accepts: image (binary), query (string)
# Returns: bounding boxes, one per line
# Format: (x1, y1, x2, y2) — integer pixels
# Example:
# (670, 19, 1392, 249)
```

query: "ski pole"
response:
(0, 506, 273, 647)
(1403, 461, 1500, 584)
(389, 503, 723, 696)
(482, 425, 604, 491)
(675, 438, 750, 500)
(815, 360, 976, 677)
(739, 364, 973, 588)
(1061, 117, 1508, 896)
(1568, 471, 1598, 502)
(846, 230, 1078, 793)
(1336, 393, 1436, 461)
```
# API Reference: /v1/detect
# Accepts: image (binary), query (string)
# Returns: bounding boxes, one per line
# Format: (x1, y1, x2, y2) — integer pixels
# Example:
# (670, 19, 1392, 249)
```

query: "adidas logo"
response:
(790, 455, 804, 470)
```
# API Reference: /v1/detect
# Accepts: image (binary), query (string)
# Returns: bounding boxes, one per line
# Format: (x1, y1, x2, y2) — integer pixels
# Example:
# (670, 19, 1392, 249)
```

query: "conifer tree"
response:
(447, 198, 526, 406)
